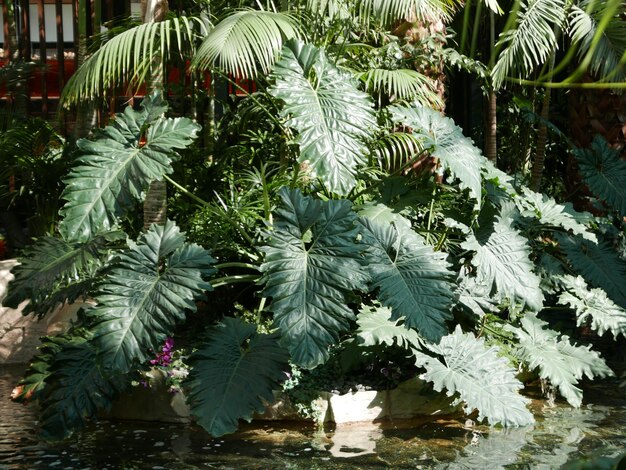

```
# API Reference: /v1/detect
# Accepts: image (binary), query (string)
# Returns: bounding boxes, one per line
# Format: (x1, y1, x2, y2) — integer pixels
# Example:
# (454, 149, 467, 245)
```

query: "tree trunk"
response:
(73, 0, 97, 139)
(142, 0, 169, 230)
(484, 90, 497, 163)
(530, 88, 551, 192)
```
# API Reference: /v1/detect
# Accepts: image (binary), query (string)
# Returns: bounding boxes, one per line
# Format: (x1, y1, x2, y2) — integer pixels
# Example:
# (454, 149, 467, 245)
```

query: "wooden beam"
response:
(38, 0, 48, 116)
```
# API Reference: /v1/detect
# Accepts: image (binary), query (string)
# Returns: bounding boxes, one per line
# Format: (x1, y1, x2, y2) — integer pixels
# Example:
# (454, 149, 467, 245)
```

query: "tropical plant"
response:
(7, 0, 626, 444)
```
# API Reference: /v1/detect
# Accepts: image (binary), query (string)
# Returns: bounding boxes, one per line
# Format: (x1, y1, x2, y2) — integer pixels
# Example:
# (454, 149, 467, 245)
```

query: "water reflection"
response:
(1, 364, 625, 469)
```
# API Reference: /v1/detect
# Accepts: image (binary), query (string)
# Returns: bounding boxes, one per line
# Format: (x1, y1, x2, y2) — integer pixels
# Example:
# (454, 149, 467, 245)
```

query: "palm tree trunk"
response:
(73, 0, 97, 139)
(142, 0, 169, 230)
(484, 90, 497, 163)
(530, 88, 551, 192)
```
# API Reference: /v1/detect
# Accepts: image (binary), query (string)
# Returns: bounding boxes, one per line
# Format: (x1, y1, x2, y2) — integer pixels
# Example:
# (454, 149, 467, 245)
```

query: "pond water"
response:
(1, 364, 625, 469)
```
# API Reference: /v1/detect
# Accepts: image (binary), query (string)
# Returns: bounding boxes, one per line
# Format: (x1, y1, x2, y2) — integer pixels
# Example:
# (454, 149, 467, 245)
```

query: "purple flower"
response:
(150, 337, 175, 367)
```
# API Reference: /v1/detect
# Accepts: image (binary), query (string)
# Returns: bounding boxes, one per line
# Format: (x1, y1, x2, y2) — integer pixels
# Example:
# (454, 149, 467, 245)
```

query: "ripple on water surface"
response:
(1, 364, 626, 469)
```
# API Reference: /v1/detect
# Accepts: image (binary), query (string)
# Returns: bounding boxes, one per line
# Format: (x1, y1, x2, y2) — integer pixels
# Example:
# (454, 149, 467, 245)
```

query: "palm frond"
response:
(61, 16, 209, 106)
(192, 10, 300, 79)
(492, 0, 567, 89)
(357, 68, 443, 108)
(569, 0, 626, 82)
(357, 0, 459, 24)
(371, 132, 425, 171)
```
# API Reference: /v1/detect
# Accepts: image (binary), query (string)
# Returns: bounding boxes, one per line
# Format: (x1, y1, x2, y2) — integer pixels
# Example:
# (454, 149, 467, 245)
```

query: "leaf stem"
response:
(214, 262, 259, 271)
(210, 274, 260, 288)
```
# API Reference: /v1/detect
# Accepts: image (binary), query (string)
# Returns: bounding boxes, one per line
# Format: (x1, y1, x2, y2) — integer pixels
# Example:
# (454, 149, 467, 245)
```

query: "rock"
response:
(328, 389, 388, 424)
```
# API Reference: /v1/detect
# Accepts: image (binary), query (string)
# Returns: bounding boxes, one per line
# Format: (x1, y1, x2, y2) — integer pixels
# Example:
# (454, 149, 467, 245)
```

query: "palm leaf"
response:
(492, 0, 567, 88)
(260, 188, 366, 369)
(61, 16, 209, 106)
(357, 68, 443, 107)
(192, 10, 300, 79)
(371, 132, 425, 171)
(4, 233, 124, 316)
(390, 103, 483, 207)
(269, 40, 377, 196)
(558, 275, 626, 338)
(462, 216, 544, 310)
(185, 317, 290, 437)
(87, 220, 215, 373)
(360, 216, 455, 343)
(414, 325, 534, 426)
(572, 135, 626, 218)
(558, 234, 626, 308)
(357, 0, 458, 23)
(506, 314, 613, 407)
(58, 94, 200, 242)
(569, 0, 626, 82)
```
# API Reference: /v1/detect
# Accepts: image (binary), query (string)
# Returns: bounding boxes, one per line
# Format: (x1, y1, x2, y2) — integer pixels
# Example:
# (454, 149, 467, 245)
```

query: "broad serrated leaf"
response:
(454, 275, 499, 318)
(260, 188, 366, 369)
(87, 220, 215, 373)
(414, 325, 534, 426)
(558, 234, 626, 308)
(11, 334, 73, 404)
(269, 40, 377, 196)
(360, 217, 455, 342)
(558, 275, 626, 338)
(59, 94, 200, 242)
(356, 304, 422, 349)
(185, 317, 290, 437)
(516, 188, 596, 242)
(506, 314, 613, 407)
(356, 201, 412, 230)
(390, 103, 483, 207)
(39, 336, 128, 440)
(4, 233, 122, 315)
(462, 217, 544, 311)
(573, 135, 626, 218)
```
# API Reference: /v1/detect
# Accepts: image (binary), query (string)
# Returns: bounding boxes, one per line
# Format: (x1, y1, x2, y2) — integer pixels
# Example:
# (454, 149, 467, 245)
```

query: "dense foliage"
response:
(4, 0, 626, 441)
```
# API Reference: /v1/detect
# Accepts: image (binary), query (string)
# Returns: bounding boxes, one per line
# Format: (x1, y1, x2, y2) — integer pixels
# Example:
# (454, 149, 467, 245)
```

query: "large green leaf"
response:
(414, 325, 534, 427)
(506, 314, 613, 407)
(269, 40, 377, 196)
(454, 275, 499, 318)
(10, 334, 73, 404)
(491, 0, 567, 88)
(192, 11, 299, 78)
(355, 304, 422, 349)
(516, 188, 596, 241)
(360, 217, 455, 342)
(4, 232, 123, 315)
(558, 234, 626, 308)
(185, 317, 290, 437)
(462, 216, 544, 311)
(260, 188, 366, 369)
(389, 103, 483, 207)
(87, 220, 215, 373)
(558, 275, 626, 338)
(58, 94, 200, 242)
(38, 335, 128, 439)
(573, 135, 626, 218)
